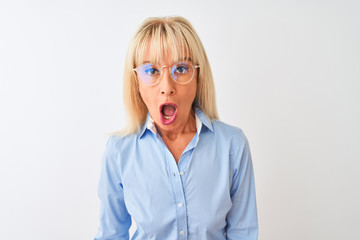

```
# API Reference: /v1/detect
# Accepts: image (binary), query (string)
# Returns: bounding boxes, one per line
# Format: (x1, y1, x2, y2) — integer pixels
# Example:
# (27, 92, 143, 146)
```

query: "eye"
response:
(144, 66, 159, 76)
(175, 65, 189, 74)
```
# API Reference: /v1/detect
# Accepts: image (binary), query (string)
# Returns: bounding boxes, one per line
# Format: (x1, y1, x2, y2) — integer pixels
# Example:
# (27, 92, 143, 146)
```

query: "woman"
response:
(95, 16, 258, 240)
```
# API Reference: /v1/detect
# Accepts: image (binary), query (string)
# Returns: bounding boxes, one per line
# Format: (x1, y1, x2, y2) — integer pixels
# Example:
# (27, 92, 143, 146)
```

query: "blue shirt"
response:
(95, 107, 258, 240)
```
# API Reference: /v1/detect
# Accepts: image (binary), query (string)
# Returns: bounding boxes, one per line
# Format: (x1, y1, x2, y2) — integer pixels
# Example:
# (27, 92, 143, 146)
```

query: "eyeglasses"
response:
(133, 61, 199, 86)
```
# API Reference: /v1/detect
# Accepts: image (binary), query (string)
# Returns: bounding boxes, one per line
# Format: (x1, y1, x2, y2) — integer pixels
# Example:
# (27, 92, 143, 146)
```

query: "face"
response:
(137, 47, 197, 133)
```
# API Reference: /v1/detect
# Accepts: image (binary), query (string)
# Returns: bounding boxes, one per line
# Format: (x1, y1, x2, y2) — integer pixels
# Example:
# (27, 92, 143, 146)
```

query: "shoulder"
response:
(106, 133, 138, 154)
(210, 119, 248, 144)
(101, 133, 139, 173)
(209, 119, 252, 172)
(210, 119, 251, 163)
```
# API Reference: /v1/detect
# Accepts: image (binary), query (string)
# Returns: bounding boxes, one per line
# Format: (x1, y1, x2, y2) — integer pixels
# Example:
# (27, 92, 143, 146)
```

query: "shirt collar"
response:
(138, 106, 213, 139)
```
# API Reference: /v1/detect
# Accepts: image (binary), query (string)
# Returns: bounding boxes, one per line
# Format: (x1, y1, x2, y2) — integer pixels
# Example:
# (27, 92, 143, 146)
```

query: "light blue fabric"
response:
(95, 107, 258, 240)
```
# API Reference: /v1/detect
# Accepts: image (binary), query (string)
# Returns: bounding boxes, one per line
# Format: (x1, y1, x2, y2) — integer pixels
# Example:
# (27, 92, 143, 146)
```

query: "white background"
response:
(0, 0, 359, 239)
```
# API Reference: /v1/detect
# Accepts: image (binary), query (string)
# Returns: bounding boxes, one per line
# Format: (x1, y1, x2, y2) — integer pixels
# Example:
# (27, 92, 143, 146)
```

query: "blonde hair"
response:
(115, 16, 218, 135)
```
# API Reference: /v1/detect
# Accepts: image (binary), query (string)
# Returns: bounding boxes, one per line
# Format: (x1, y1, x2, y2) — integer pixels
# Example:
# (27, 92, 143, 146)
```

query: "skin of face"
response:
(137, 48, 197, 136)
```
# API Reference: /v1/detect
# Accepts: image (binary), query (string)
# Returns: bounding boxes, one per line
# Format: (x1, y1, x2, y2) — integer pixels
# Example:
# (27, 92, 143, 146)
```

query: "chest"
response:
(162, 132, 196, 163)
(120, 140, 233, 239)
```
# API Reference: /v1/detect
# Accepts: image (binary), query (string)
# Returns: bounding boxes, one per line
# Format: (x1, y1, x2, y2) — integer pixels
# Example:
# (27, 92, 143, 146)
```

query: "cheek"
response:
(188, 90, 196, 103)
(139, 86, 156, 110)
(139, 86, 149, 105)
(188, 83, 197, 102)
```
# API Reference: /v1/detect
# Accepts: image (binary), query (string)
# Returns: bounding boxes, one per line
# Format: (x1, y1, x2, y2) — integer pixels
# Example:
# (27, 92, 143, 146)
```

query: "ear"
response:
(196, 69, 200, 83)
(133, 72, 140, 92)
(192, 96, 198, 106)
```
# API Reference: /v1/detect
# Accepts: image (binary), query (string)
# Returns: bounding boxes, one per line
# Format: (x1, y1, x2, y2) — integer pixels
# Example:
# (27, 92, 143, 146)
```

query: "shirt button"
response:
(180, 230, 184, 235)
(178, 202, 183, 207)
(179, 171, 184, 175)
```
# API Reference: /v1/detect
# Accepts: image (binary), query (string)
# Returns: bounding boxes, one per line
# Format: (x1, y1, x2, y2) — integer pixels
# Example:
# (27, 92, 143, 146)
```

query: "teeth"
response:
(164, 115, 171, 120)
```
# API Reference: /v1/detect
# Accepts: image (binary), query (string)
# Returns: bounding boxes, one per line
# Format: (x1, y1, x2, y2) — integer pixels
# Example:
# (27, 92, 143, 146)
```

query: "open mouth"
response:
(159, 103, 177, 125)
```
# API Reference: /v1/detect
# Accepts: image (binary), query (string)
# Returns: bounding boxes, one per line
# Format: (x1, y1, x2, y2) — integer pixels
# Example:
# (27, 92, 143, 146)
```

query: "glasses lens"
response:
(138, 63, 160, 85)
(171, 62, 194, 83)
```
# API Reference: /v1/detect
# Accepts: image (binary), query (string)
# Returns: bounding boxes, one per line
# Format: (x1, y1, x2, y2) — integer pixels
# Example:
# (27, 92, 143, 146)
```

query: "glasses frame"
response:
(133, 61, 200, 86)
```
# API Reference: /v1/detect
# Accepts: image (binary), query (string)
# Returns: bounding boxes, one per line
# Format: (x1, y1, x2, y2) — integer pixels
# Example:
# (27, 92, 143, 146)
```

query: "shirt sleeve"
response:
(94, 136, 132, 240)
(225, 132, 259, 240)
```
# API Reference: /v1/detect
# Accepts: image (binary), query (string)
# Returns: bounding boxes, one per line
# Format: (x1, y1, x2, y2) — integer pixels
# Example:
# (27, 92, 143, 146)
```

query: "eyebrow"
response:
(140, 57, 192, 65)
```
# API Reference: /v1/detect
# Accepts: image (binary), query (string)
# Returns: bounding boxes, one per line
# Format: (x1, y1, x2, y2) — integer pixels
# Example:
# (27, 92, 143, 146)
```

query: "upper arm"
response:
(226, 131, 258, 240)
(94, 136, 132, 240)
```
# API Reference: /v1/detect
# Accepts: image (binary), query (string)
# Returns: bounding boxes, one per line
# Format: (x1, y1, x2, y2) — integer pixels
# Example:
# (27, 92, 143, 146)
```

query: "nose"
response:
(160, 67, 175, 96)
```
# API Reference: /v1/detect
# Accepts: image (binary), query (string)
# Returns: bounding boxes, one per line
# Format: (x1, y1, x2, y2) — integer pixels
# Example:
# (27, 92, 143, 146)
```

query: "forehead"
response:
(142, 47, 191, 64)
(143, 43, 172, 62)
(136, 37, 192, 65)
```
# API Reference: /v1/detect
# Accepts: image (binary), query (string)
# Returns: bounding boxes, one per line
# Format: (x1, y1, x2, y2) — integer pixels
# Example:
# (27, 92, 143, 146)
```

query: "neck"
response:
(156, 108, 196, 140)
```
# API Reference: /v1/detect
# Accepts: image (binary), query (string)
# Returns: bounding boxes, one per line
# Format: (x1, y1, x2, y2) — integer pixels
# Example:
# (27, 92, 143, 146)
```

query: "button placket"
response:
(164, 145, 188, 239)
